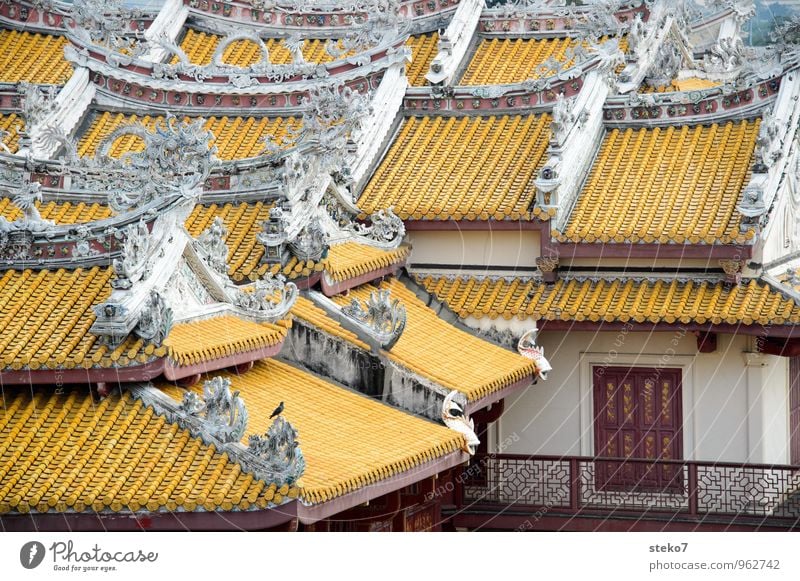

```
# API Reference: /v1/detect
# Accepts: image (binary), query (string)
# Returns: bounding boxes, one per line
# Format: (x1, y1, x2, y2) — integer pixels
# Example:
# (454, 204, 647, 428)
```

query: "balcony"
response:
(448, 454, 800, 531)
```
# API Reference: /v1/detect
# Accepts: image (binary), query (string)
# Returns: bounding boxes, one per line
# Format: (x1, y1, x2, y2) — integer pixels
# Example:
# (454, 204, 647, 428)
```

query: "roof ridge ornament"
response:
(177, 376, 249, 444)
(517, 325, 552, 381)
(19, 82, 59, 130)
(341, 288, 406, 349)
(71, 0, 144, 56)
(112, 219, 151, 290)
(0, 179, 54, 235)
(196, 216, 230, 276)
(346, 207, 405, 249)
(244, 415, 306, 486)
(70, 114, 217, 212)
(234, 272, 299, 320)
(441, 391, 479, 455)
(134, 289, 173, 347)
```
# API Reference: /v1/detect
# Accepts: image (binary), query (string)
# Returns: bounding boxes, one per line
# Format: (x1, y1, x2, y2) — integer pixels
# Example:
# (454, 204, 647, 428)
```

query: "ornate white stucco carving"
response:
(517, 325, 552, 381)
(441, 391, 479, 455)
(0, 180, 54, 235)
(112, 220, 151, 290)
(341, 289, 406, 349)
(177, 376, 249, 444)
(345, 207, 405, 248)
(233, 273, 299, 319)
(70, 0, 145, 56)
(196, 216, 230, 275)
(244, 415, 306, 486)
(134, 289, 173, 346)
(68, 114, 216, 212)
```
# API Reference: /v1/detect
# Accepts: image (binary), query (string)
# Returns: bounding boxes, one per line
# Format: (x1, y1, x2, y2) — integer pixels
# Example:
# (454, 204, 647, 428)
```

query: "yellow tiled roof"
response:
(332, 278, 537, 401)
(174, 29, 344, 66)
(0, 267, 166, 371)
(556, 120, 760, 244)
(163, 316, 290, 367)
(406, 32, 438, 86)
(291, 296, 370, 350)
(77, 111, 301, 160)
(159, 359, 463, 504)
(418, 275, 800, 326)
(0, 113, 25, 154)
(0, 388, 281, 514)
(359, 114, 552, 221)
(0, 198, 112, 224)
(0, 29, 72, 84)
(460, 36, 628, 85)
(326, 242, 409, 282)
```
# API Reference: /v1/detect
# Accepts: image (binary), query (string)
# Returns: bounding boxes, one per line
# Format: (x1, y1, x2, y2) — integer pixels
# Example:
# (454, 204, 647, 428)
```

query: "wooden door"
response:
(790, 357, 800, 465)
(593, 367, 683, 491)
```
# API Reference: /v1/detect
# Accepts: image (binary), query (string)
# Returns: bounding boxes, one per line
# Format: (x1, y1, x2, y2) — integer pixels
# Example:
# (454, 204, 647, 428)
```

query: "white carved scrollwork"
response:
(19, 82, 59, 129)
(0, 180, 54, 234)
(341, 289, 406, 349)
(347, 207, 405, 248)
(234, 273, 298, 320)
(177, 377, 249, 444)
(517, 325, 552, 381)
(71, 0, 145, 57)
(134, 289, 173, 346)
(196, 216, 230, 275)
(441, 391, 479, 455)
(111, 220, 150, 290)
(244, 415, 306, 486)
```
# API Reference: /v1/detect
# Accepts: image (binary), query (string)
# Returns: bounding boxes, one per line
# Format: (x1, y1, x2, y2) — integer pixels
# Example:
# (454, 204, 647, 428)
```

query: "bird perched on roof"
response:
(441, 391, 479, 455)
(269, 401, 285, 419)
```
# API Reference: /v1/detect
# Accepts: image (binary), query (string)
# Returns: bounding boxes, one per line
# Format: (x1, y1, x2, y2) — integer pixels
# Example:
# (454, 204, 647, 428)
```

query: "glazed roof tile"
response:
(331, 278, 538, 401)
(77, 111, 301, 160)
(359, 114, 552, 221)
(159, 359, 463, 504)
(0, 388, 284, 514)
(556, 120, 760, 244)
(0, 29, 72, 84)
(418, 275, 800, 326)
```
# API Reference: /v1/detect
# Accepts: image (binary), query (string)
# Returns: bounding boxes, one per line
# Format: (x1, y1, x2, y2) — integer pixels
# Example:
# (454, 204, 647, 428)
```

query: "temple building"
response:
(0, 0, 798, 532)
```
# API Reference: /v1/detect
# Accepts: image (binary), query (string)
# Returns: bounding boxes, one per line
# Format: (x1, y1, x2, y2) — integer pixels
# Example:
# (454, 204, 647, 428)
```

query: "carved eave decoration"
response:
(737, 73, 800, 235)
(91, 222, 299, 347)
(441, 390, 479, 455)
(131, 378, 306, 489)
(308, 288, 405, 352)
(64, 0, 411, 95)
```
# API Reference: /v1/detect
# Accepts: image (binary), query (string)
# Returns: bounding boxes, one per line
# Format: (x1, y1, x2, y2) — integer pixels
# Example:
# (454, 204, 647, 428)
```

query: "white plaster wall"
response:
(407, 230, 541, 269)
(495, 330, 789, 464)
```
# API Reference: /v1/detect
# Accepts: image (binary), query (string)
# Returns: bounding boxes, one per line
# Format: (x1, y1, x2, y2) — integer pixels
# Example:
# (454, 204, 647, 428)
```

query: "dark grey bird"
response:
(269, 401, 285, 419)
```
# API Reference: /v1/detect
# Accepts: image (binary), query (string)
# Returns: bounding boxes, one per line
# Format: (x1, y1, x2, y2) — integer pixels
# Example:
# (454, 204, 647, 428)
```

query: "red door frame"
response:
(790, 357, 800, 466)
(593, 366, 684, 491)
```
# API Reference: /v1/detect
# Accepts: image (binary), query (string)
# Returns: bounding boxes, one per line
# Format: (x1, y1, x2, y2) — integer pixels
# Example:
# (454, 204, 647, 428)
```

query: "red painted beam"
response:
(163, 341, 284, 380)
(757, 337, 800, 357)
(537, 320, 800, 338)
(552, 242, 752, 260)
(696, 332, 718, 353)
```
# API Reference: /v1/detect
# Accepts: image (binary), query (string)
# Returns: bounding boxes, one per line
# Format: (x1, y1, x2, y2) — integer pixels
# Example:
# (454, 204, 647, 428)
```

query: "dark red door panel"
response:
(593, 367, 683, 491)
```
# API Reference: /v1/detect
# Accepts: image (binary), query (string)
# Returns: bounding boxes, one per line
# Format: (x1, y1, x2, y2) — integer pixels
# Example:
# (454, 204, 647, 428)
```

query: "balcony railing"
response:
(457, 454, 800, 521)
